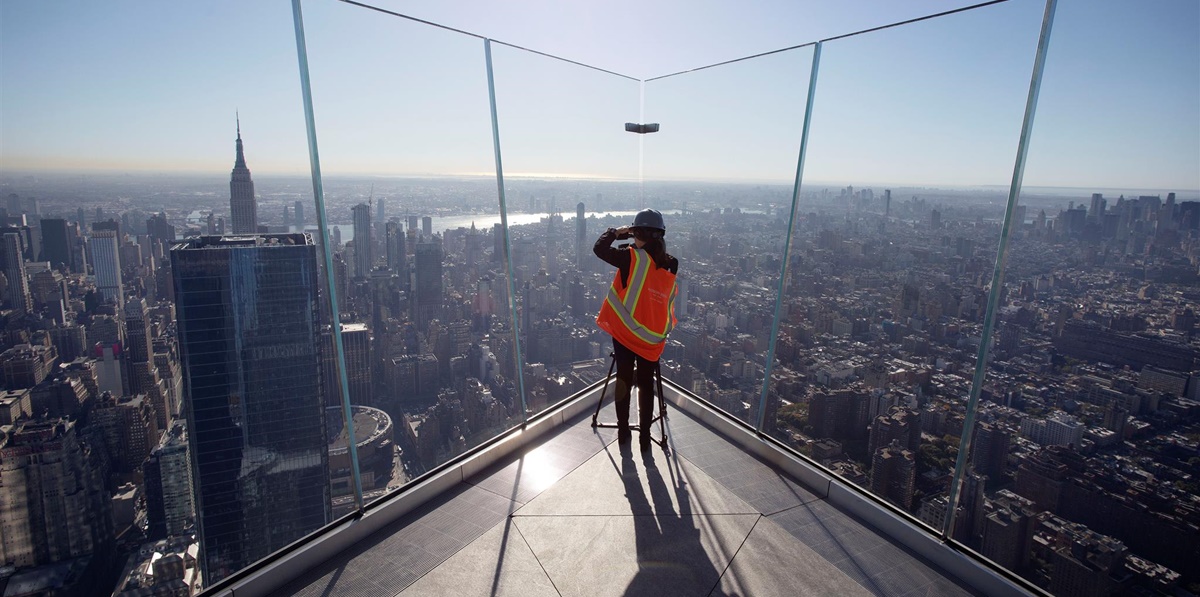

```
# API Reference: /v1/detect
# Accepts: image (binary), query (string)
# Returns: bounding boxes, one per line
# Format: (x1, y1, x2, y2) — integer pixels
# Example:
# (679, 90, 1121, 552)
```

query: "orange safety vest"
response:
(596, 246, 677, 361)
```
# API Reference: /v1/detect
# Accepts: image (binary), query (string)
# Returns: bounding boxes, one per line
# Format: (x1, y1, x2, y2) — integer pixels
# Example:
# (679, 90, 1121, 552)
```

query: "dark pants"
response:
(612, 339, 657, 435)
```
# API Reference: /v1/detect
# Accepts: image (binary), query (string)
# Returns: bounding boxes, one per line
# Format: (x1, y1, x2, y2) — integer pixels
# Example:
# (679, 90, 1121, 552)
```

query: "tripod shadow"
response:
(618, 442, 740, 597)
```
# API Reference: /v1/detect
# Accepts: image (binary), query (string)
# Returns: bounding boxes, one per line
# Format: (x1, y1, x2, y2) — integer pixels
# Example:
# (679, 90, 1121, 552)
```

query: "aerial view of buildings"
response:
(0, 0, 1196, 596)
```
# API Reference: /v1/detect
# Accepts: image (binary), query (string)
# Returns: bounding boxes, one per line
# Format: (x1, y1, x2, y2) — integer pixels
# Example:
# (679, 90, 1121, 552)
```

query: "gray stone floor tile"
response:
(276, 403, 984, 597)
(269, 484, 519, 597)
(467, 415, 616, 504)
(900, 576, 977, 597)
(715, 517, 874, 597)
(514, 514, 759, 597)
(869, 563, 941, 597)
(513, 440, 758, 517)
(398, 519, 559, 597)
(765, 501, 981, 597)
(660, 418, 821, 514)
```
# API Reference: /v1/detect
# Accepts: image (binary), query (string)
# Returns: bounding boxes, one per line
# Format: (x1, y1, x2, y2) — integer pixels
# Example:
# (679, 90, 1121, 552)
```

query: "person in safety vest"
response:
(594, 208, 679, 451)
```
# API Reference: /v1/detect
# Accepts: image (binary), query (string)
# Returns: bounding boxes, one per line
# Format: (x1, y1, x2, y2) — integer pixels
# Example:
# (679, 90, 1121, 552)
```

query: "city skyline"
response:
(0, 151, 1197, 595)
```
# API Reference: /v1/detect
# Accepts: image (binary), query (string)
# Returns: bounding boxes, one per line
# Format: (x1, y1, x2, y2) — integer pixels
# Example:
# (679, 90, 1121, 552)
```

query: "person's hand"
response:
(616, 226, 632, 239)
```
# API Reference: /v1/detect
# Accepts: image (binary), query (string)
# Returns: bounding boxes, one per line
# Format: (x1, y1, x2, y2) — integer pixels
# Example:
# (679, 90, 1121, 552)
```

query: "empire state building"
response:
(229, 117, 257, 234)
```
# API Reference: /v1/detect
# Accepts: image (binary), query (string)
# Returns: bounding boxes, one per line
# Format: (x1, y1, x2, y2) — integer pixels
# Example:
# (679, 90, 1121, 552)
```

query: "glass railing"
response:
(297, 0, 508, 515)
(960, 0, 1200, 593)
(485, 41, 642, 417)
(7, 0, 1193, 594)
(643, 46, 815, 427)
(768, 0, 1045, 537)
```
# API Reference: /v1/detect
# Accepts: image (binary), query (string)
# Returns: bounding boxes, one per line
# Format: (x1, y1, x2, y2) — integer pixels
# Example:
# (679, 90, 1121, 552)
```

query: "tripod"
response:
(591, 352, 669, 450)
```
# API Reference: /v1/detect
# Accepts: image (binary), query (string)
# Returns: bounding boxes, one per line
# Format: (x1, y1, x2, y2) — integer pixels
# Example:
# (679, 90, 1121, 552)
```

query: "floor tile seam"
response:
(768, 500, 952, 585)
(508, 512, 764, 518)
(705, 513, 764, 597)
(510, 516, 565, 597)
(673, 449, 780, 517)
(669, 413, 968, 595)
(371, 513, 504, 566)
(761, 496, 824, 518)
(462, 476, 535, 508)
(391, 516, 528, 597)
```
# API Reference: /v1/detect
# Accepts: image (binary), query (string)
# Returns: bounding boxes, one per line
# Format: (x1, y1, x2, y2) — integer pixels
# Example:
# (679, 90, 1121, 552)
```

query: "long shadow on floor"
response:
(618, 442, 745, 597)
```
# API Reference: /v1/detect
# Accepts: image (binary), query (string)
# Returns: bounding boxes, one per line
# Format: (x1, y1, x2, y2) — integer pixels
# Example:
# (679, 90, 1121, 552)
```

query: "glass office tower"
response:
(170, 234, 330, 585)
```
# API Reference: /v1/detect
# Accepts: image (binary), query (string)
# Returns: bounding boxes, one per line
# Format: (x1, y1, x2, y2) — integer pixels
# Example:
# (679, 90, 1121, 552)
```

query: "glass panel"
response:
(765, 0, 1045, 540)
(642, 47, 814, 427)
(1, 0, 331, 591)
(299, 0, 508, 519)
(486, 43, 641, 418)
(965, 0, 1200, 594)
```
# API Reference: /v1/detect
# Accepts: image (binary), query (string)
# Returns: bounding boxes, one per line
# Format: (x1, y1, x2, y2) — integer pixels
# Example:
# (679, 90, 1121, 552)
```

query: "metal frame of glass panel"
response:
(943, 0, 1058, 540)
(291, 0, 365, 511)
(484, 38, 530, 420)
(757, 41, 821, 431)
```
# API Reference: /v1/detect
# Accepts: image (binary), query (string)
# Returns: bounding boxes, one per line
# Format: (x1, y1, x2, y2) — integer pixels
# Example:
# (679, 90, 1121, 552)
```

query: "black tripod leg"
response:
(592, 352, 617, 427)
(655, 361, 668, 446)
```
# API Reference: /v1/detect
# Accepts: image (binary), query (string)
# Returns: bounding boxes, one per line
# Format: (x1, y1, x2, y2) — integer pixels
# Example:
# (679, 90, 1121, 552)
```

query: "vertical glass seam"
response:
(484, 39, 529, 420)
(757, 42, 822, 432)
(290, 0, 364, 509)
(639, 80, 645, 209)
(942, 0, 1058, 539)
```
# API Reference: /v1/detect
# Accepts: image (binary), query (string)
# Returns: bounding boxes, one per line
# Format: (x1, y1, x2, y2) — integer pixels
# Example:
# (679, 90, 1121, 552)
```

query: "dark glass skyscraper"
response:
(39, 217, 71, 269)
(229, 118, 257, 235)
(0, 229, 31, 314)
(414, 236, 443, 327)
(385, 220, 405, 276)
(575, 202, 586, 269)
(351, 203, 371, 278)
(171, 234, 328, 584)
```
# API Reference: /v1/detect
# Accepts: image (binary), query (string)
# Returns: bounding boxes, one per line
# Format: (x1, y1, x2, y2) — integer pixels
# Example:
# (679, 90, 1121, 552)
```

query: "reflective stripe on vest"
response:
(604, 249, 673, 346)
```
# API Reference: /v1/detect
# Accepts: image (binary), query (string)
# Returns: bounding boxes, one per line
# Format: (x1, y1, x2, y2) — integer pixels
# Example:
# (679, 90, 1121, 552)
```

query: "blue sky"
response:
(1, 0, 1196, 191)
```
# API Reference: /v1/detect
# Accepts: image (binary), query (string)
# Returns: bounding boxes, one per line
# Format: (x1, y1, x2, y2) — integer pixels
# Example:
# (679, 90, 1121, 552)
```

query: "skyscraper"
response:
(352, 203, 372, 278)
(375, 197, 386, 257)
(385, 221, 406, 275)
(0, 419, 113, 568)
(871, 439, 916, 510)
(39, 218, 72, 270)
(414, 236, 443, 327)
(575, 202, 586, 269)
(969, 421, 1012, 485)
(124, 297, 153, 365)
(145, 212, 176, 246)
(87, 228, 123, 308)
(125, 297, 168, 428)
(171, 234, 329, 584)
(0, 229, 31, 314)
(91, 392, 159, 477)
(294, 200, 305, 227)
(229, 118, 257, 235)
(320, 323, 371, 408)
(493, 222, 503, 263)
(144, 422, 195, 540)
